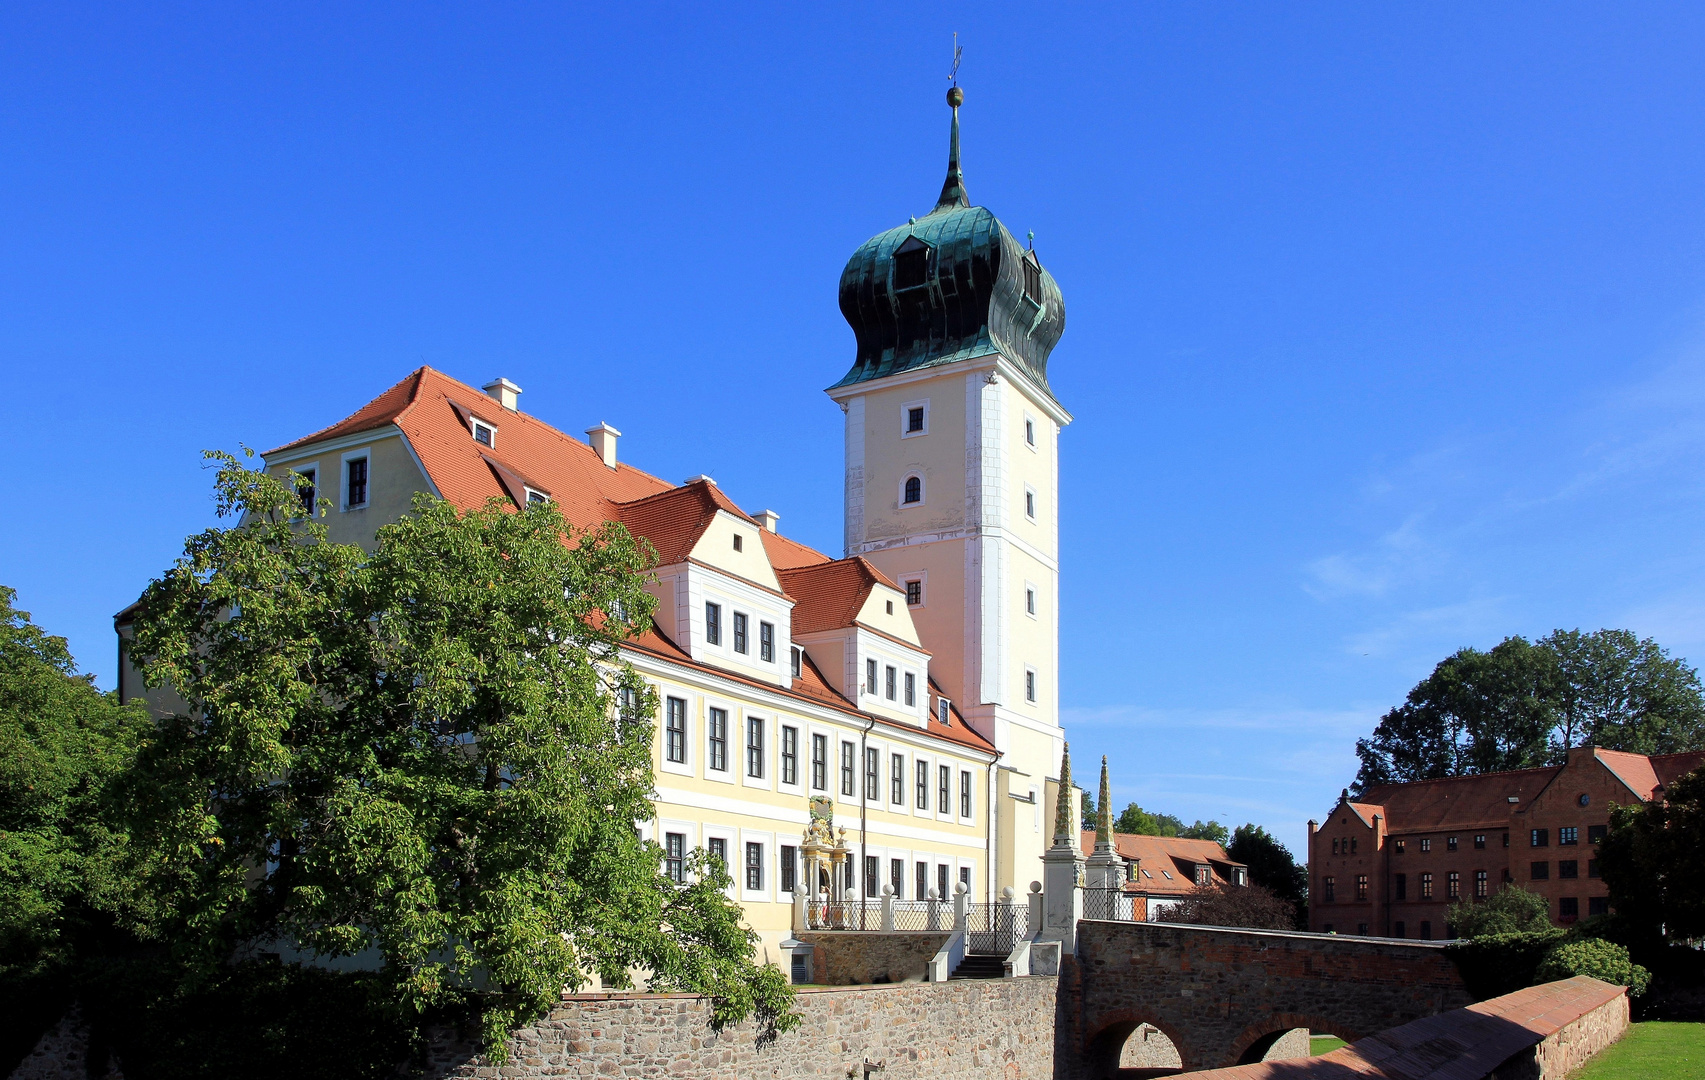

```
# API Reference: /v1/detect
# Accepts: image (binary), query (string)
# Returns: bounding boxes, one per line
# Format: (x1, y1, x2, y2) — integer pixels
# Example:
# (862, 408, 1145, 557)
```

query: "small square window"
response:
(1531, 829, 1549, 848)
(1559, 826, 1578, 846)
(472, 421, 494, 446)
(1588, 825, 1607, 844)
(1589, 896, 1609, 916)
(1394, 839, 1405, 854)
(1531, 861, 1550, 880)
(1559, 860, 1578, 879)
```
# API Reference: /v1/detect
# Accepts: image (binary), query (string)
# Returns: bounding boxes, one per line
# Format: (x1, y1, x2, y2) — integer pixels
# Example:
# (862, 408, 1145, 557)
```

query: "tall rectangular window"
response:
(1323, 876, 1335, 903)
(1025, 670, 1037, 702)
(865, 747, 878, 801)
(1420, 837, 1431, 853)
(1531, 829, 1549, 847)
(664, 832, 685, 883)
(938, 698, 950, 724)
(1356, 874, 1369, 901)
(916, 760, 929, 809)
(745, 842, 763, 891)
(704, 602, 721, 646)
(1420, 872, 1433, 899)
(296, 468, 316, 513)
(885, 665, 897, 700)
(1026, 587, 1036, 615)
(346, 457, 368, 507)
(916, 861, 928, 900)
(1394, 873, 1407, 901)
(891, 753, 904, 805)
(840, 740, 855, 796)
(781, 725, 798, 785)
(890, 858, 904, 898)
(746, 717, 764, 778)
(732, 613, 748, 654)
(707, 837, 726, 868)
(811, 733, 827, 790)
(1559, 896, 1578, 921)
(1559, 826, 1578, 846)
(707, 708, 727, 772)
(1446, 871, 1460, 899)
(907, 406, 925, 432)
(1474, 834, 1486, 849)
(938, 863, 949, 902)
(780, 845, 796, 893)
(759, 621, 775, 662)
(960, 770, 972, 817)
(1475, 870, 1488, 898)
(665, 697, 687, 763)
(1025, 489, 1035, 518)
(1447, 836, 1458, 852)
(905, 580, 922, 606)
(790, 646, 801, 678)
(901, 672, 915, 707)
(864, 855, 879, 897)
(938, 764, 950, 814)
(1559, 860, 1578, 879)
(1025, 418, 1035, 445)
(866, 658, 878, 695)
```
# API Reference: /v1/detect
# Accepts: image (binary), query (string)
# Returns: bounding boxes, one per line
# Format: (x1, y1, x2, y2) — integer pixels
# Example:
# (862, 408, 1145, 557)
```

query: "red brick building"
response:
(1307, 746, 1705, 938)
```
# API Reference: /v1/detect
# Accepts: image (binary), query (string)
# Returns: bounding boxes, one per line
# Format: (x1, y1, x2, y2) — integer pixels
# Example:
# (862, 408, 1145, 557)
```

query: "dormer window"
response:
(790, 646, 801, 678)
(1022, 255, 1042, 303)
(937, 697, 950, 724)
(472, 420, 495, 447)
(893, 237, 930, 290)
(525, 488, 548, 505)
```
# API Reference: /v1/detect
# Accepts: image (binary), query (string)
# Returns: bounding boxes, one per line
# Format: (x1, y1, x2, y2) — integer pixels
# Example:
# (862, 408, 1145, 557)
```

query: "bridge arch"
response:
(1229, 1013, 1359, 1066)
(1082, 1010, 1197, 1077)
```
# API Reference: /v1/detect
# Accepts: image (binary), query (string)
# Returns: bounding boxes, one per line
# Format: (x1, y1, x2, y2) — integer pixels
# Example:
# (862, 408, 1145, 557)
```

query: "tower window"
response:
(903, 476, 923, 505)
(886, 600, 894, 615)
(1026, 587, 1036, 616)
(907, 407, 924, 432)
(894, 244, 929, 290)
(1025, 488, 1036, 520)
(1025, 669, 1037, 702)
(1025, 418, 1036, 446)
(1023, 256, 1042, 303)
(905, 580, 922, 606)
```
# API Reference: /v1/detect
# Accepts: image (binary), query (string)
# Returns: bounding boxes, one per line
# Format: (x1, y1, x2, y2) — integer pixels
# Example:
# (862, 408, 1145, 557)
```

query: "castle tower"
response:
(826, 87, 1072, 895)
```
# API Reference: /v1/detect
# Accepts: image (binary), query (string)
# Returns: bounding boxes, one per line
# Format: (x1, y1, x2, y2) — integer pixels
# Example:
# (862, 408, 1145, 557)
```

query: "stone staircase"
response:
(949, 953, 1006, 980)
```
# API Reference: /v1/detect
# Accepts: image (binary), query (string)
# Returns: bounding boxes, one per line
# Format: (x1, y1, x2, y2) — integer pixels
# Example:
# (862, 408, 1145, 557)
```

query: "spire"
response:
(1096, 756, 1113, 846)
(1052, 742, 1074, 844)
(935, 86, 969, 211)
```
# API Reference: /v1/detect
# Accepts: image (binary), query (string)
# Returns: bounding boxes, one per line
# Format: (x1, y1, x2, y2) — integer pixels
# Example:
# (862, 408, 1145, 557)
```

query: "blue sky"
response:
(5, 5, 1705, 855)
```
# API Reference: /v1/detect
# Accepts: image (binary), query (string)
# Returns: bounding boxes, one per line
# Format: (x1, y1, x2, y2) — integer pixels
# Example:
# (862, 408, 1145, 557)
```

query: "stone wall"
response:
(434, 974, 1058, 1079)
(794, 930, 951, 985)
(1525, 982, 1629, 1080)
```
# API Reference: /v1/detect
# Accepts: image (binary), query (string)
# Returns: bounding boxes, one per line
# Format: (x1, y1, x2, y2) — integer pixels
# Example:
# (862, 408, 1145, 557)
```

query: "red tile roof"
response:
(1078, 831, 1245, 897)
(1352, 766, 1564, 833)
(1595, 748, 1663, 801)
(1651, 750, 1705, 789)
(262, 367, 989, 756)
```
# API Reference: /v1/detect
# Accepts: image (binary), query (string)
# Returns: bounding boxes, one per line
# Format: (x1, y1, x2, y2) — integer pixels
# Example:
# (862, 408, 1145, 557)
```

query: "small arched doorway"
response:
(1084, 1015, 1189, 1078)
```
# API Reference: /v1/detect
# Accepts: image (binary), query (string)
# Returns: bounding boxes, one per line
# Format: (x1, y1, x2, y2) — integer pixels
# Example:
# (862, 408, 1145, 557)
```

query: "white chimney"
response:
(585, 422, 620, 469)
(756, 509, 780, 533)
(483, 377, 522, 411)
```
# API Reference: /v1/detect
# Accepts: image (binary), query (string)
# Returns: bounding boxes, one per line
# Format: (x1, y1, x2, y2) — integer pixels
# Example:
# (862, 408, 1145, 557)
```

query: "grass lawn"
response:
(1569, 1022, 1705, 1079)
(1309, 1034, 1347, 1055)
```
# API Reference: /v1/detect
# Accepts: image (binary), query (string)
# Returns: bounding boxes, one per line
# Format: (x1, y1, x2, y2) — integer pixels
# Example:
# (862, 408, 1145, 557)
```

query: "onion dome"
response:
(832, 88, 1065, 396)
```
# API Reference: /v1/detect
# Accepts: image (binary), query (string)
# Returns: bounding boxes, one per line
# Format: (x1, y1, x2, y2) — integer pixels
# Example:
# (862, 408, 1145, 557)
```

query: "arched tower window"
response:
(902, 475, 923, 505)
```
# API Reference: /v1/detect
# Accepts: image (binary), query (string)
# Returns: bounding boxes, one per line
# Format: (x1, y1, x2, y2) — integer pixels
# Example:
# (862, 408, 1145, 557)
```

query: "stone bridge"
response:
(1058, 920, 1473, 1076)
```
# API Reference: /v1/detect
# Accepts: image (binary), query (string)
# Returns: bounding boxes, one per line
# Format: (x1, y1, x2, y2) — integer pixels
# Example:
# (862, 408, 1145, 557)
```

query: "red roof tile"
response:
(1353, 767, 1563, 833)
(1651, 750, 1705, 789)
(778, 557, 905, 636)
(1595, 748, 1663, 801)
(615, 481, 755, 567)
(1078, 831, 1245, 897)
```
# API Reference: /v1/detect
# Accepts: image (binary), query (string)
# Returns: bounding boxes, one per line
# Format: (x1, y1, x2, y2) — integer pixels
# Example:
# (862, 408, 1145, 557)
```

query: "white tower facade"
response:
(827, 90, 1072, 896)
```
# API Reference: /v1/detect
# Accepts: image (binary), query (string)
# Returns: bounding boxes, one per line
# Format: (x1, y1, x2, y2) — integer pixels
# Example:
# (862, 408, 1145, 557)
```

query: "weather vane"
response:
(949, 32, 962, 87)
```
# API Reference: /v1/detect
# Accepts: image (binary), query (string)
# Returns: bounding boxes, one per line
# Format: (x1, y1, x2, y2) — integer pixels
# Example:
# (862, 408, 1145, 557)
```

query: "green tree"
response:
(0, 587, 147, 979)
(1108, 802, 1227, 843)
(1598, 763, 1705, 944)
(1535, 939, 1650, 996)
(1353, 631, 1705, 793)
(122, 452, 795, 1056)
(1225, 825, 1306, 905)
(1445, 884, 1553, 939)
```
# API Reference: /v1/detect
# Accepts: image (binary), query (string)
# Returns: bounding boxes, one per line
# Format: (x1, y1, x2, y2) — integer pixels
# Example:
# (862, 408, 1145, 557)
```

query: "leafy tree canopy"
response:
(1598, 763, 1705, 944)
(1152, 880, 1296, 930)
(0, 586, 148, 982)
(121, 452, 795, 1055)
(1446, 884, 1553, 939)
(1353, 630, 1705, 793)
(1225, 824, 1307, 906)
(1111, 802, 1227, 844)
(1535, 939, 1651, 996)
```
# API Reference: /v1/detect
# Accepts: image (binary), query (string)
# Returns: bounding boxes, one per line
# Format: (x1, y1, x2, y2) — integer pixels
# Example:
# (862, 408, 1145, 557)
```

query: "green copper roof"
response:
(832, 97, 1065, 398)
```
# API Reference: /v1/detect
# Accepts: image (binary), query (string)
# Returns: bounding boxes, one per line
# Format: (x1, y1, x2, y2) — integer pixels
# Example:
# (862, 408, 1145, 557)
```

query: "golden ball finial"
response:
(946, 86, 963, 108)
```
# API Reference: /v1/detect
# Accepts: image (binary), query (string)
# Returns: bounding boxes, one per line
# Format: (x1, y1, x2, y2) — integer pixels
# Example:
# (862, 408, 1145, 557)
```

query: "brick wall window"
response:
(1531, 829, 1549, 847)
(1559, 826, 1578, 846)
(1589, 897, 1609, 916)
(1420, 838, 1432, 853)
(1503, 832, 1510, 848)
(1357, 923, 1368, 935)
(1351, 838, 1358, 854)
(1447, 871, 1460, 899)
(1420, 872, 1433, 899)
(1559, 860, 1578, 879)
(1394, 839, 1406, 854)
(1332, 838, 1339, 855)
(1394, 873, 1407, 901)
(1559, 896, 1579, 922)
(1474, 834, 1486, 849)
(1588, 825, 1607, 844)
(1356, 874, 1369, 901)
(1447, 836, 1458, 852)
(1323, 876, 1336, 902)
(1475, 870, 1488, 898)
(1531, 861, 1550, 880)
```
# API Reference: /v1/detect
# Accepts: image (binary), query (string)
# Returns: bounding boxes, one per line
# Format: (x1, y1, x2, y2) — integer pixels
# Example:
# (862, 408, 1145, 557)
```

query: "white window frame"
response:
(523, 487, 548, 505)
(1023, 411, 1038, 451)
(660, 693, 694, 778)
(1024, 581, 1038, 619)
(287, 459, 322, 516)
(778, 721, 803, 793)
(741, 712, 771, 791)
(900, 398, 930, 439)
(340, 448, 372, 511)
(902, 572, 927, 608)
(470, 417, 497, 448)
(899, 473, 926, 508)
(1024, 667, 1038, 703)
(703, 699, 736, 785)
(1024, 484, 1037, 522)
(703, 826, 736, 897)
(739, 829, 774, 903)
